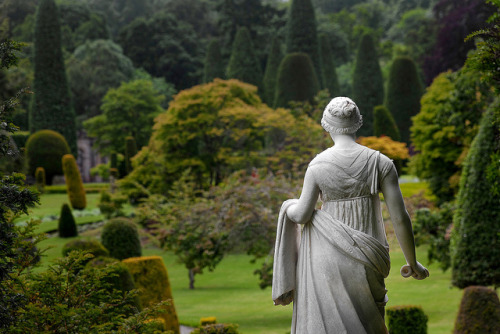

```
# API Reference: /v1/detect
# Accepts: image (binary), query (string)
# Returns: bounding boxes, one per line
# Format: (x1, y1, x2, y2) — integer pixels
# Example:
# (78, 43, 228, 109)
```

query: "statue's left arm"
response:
(286, 167, 320, 224)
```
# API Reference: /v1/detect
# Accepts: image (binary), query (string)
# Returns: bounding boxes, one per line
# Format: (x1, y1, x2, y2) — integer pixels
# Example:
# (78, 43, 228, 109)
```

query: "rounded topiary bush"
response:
(387, 305, 428, 334)
(101, 217, 142, 260)
(25, 129, 70, 184)
(453, 286, 500, 334)
(62, 238, 109, 258)
(62, 154, 86, 209)
(123, 256, 180, 334)
(58, 203, 78, 238)
(191, 324, 239, 334)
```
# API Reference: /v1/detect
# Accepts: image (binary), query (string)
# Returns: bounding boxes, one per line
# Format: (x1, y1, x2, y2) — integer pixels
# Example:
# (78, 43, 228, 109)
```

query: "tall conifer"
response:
(352, 33, 384, 137)
(226, 27, 262, 89)
(203, 40, 225, 83)
(319, 34, 339, 97)
(385, 56, 423, 144)
(30, 0, 77, 154)
(286, 0, 323, 88)
(263, 37, 283, 106)
(373, 105, 400, 141)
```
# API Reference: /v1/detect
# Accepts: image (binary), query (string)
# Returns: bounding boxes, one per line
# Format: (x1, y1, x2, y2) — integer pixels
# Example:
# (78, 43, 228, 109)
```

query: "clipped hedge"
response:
(191, 324, 239, 334)
(11, 131, 29, 149)
(62, 154, 86, 210)
(35, 167, 46, 193)
(101, 217, 141, 260)
(200, 317, 217, 326)
(387, 305, 428, 334)
(62, 238, 109, 258)
(43, 183, 108, 194)
(453, 286, 500, 334)
(122, 256, 180, 334)
(58, 203, 78, 238)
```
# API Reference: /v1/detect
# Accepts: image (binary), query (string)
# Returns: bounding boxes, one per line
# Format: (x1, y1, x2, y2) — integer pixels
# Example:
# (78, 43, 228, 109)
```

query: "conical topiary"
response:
(274, 52, 320, 108)
(58, 203, 78, 238)
(101, 217, 142, 260)
(385, 56, 423, 144)
(453, 286, 500, 334)
(373, 105, 401, 141)
(203, 40, 225, 83)
(62, 154, 86, 210)
(319, 33, 339, 97)
(226, 27, 262, 89)
(262, 37, 282, 106)
(352, 33, 384, 136)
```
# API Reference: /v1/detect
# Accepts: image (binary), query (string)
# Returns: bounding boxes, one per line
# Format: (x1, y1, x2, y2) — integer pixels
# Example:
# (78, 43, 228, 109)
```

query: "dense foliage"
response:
(101, 217, 142, 260)
(62, 238, 109, 258)
(203, 40, 225, 83)
(453, 286, 500, 334)
(226, 27, 262, 90)
(262, 37, 282, 106)
(318, 34, 339, 97)
(62, 154, 87, 210)
(373, 105, 400, 141)
(386, 305, 428, 334)
(30, 0, 77, 154)
(58, 203, 78, 238)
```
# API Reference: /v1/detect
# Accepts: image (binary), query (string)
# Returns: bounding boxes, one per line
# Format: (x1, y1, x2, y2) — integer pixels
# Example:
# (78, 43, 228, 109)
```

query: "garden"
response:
(1, 0, 499, 333)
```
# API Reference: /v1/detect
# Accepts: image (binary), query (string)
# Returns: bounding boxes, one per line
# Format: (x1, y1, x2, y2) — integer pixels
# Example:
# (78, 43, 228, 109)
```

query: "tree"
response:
(262, 37, 282, 106)
(67, 39, 135, 119)
(83, 79, 164, 156)
(385, 56, 423, 144)
(373, 105, 400, 141)
(451, 99, 500, 289)
(29, 0, 77, 155)
(203, 40, 225, 83)
(286, 0, 323, 87)
(351, 33, 384, 136)
(318, 33, 339, 97)
(226, 27, 263, 89)
(273, 53, 320, 108)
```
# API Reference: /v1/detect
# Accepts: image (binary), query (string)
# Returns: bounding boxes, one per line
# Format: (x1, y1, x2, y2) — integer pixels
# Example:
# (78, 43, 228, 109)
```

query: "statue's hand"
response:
(410, 261, 429, 280)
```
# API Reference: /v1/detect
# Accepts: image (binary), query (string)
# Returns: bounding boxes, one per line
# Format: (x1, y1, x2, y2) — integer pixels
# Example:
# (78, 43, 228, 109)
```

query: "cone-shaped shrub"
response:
(319, 34, 339, 97)
(123, 256, 180, 334)
(286, 0, 323, 88)
(451, 100, 500, 288)
(274, 52, 319, 108)
(26, 130, 70, 184)
(203, 40, 225, 83)
(453, 286, 500, 334)
(226, 27, 262, 89)
(373, 105, 401, 141)
(30, 0, 77, 154)
(385, 56, 423, 144)
(58, 203, 78, 238)
(62, 238, 109, 257)
(35, 167, 46, 193)
(62, 154, 86, 210)
(262, 37, 282, 106)
(387, 305, 428, 334)
(124, 136, 137, 175)
(352, 33, 384, 136)
(101, 217, 142, 260)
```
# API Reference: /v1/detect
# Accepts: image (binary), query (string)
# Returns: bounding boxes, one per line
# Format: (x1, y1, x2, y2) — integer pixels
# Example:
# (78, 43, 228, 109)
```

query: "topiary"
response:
(25, 129, 70, 184)
(453, 286, 500, 334)
(11, 131, 29, 150)
(124, 136, 137, 175)
(373, 105, 401, 141)
(62, 154, 86, 210)
(191, 323, 239, 334)
(226, 27, 262, 90)
(101, 217, 142, 260)
(200, 317, 217, 326)
(122, 256, 180, 334)
(62, 238, 109, 258)
(203, 40, 225, 83)
(274, 52, 320, 108)
(35, 167, 46, 193)
(58, 203, 78, 238)
(319, 33, 339, 97)
(387, 305, 428, 334)
(262, 37, 282, 106)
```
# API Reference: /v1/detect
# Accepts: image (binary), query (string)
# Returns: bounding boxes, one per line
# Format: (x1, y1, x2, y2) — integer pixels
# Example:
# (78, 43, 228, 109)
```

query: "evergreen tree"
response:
(286, 0, 323, 88)
(226, 27, 263, 89)
(319, 33, 339, 97)
(451, 100, 500, 289)
(29, 0, 77, 155)
(262, 37, 283, 106)
(352, 33, 384, 137)
(385, 56, 423, 144)
(274, 53, 320, 108)
(373, 105, 400, 141)
(203, 40, 225, 83)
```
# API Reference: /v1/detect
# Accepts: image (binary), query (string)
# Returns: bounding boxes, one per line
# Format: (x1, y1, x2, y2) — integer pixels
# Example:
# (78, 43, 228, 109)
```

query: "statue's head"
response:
(321, 97, 363, 134)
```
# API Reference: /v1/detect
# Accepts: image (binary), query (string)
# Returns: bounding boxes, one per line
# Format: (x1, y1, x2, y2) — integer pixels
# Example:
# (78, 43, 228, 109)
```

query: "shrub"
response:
(192, 324, 239, 334)
(356, 136, 409, 161)
(203, 40, 225, 83)
(319, 33, 339, 97)
(453, 286, 500, 334)
(226, 27, 262, 89)
(387, 305, 428, 334)
(98, 190, 127, 219)
(101, 217, 142, 260)
(11, 131, 29, 149)
(373, 105, 400, 141)
(62, 238, 109, 258)
(58, 203, 77, 238)
(262, 37, 282, 106)
(25, 129, 70, 184)
(123, 256, 180, 334)
(62, 154, 86, 210)
(274, 52, 320, 108)
(200, 317, 217, 326)
(35, 167, 46, 193)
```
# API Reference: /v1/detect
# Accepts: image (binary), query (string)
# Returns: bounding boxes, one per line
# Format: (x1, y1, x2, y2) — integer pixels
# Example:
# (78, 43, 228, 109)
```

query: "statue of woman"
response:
(272, 97, 429, 334)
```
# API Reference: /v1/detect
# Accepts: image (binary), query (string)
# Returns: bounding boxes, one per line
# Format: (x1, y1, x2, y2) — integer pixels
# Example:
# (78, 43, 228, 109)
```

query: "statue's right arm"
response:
(380, 166, 429, 280)
(286, 167, 320, 224)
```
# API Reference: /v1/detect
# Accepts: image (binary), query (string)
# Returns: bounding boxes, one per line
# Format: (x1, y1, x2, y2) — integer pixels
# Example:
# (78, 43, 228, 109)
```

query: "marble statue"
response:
(272, 97, 429, 334)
